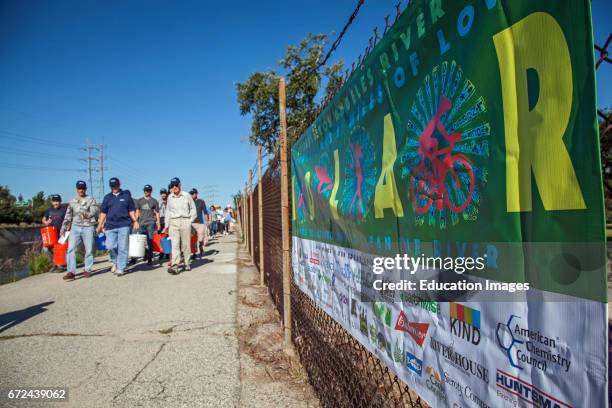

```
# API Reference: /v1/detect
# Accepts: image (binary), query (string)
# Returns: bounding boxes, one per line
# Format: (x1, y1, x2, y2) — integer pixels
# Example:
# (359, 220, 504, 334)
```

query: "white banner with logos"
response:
(292, 237, 608, 408)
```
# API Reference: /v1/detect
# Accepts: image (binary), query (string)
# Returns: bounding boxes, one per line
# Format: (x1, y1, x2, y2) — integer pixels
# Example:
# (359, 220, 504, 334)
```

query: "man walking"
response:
(163, 177, 196, 274)
(97, 177, 138, 276)
(209, 205, 217, 237)
(159, 188, 168, 231)
(42, 194, 67, 273)
(135, 185, 160, 265)
(158, 188, 170, 261)
(60, 181, 99, 280)
(189, 188, 209, 259)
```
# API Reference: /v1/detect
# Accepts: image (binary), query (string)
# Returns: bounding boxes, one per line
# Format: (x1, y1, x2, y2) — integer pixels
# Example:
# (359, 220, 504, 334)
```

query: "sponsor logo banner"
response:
(395, 310, 429, 347)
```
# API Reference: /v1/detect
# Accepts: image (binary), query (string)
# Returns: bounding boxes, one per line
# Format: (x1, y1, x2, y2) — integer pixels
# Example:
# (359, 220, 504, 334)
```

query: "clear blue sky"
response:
(0, 0, 610, 206)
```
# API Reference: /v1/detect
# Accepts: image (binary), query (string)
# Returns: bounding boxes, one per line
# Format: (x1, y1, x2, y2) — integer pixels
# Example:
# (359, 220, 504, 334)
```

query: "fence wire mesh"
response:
(245, 158, 426, 408)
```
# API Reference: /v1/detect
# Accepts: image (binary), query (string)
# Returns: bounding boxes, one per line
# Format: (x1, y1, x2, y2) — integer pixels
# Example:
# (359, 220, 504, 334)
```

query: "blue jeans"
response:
(105, 226, 130, 272)
(67, 225, 95, 273)
(138, 223, 156, 261)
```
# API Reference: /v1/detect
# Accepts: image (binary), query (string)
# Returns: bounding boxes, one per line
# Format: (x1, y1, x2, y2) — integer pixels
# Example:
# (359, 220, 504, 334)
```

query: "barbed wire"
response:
(314, 0, 366, 74)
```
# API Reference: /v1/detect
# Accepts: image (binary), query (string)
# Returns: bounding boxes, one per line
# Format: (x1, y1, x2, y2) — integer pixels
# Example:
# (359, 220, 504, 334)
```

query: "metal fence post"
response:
(279, 77, 293, 353)
(249, 169, 254, 258)
(258, 145, 265, 286)
(244, 182, 249, 251)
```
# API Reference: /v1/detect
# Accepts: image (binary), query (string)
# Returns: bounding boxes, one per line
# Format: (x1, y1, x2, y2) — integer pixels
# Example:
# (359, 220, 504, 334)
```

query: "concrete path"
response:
(0, 235, 240, 407)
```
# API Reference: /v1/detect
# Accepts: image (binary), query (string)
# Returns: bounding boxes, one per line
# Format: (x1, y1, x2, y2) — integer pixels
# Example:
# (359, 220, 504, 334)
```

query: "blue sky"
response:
(0, 0, 610, 206)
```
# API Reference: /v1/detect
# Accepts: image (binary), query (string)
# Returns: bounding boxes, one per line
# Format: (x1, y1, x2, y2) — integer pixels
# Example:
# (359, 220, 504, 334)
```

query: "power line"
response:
(107, 158, 151, 186)
(0, 163, 84, 172)
(0, 129, 81, 149)
(0, 146, 78, 160)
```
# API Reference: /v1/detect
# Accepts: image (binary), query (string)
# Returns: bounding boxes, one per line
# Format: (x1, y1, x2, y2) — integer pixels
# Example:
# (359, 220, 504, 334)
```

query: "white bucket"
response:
(128, 234, 147, 258)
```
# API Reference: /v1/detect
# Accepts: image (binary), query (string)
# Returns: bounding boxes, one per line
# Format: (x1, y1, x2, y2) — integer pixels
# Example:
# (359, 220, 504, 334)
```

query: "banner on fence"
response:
(291, 0, 607, 407)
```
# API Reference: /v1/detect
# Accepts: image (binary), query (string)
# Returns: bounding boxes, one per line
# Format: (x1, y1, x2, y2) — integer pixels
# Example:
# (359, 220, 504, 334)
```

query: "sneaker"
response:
(63, 272, 75, 281)
(116, 270, 125, 276)
(167, 266, 177, 275)
(111, 264, 117, 274)
(82, 271, 91, 278)
(147, 259, 153, 266)
(184, 264, 191, 271)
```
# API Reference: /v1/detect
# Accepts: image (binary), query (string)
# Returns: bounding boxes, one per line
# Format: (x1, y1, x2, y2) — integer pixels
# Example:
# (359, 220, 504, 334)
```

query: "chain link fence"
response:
(242, 158, 426, 408)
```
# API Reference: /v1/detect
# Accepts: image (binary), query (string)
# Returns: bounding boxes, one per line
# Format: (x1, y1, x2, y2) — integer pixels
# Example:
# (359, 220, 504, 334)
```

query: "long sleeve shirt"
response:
(60, 195, 99, 234)
(166, 191, 196, 222)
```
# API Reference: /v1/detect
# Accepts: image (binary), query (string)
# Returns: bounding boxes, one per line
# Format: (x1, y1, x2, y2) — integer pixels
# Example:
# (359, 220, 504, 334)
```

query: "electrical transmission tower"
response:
(82, 142, 107, 202)
(201, 184, 219, 206)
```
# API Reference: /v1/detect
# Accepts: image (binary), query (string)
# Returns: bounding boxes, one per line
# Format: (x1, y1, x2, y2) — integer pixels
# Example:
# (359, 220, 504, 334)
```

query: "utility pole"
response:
(99, 143, 105, 198)
(202, 184, 219, 206)
(82, 142, 107, 202)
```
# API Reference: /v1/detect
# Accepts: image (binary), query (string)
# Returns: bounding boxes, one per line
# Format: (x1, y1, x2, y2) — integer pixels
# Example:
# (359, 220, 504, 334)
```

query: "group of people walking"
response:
(42, 177, 234, 280)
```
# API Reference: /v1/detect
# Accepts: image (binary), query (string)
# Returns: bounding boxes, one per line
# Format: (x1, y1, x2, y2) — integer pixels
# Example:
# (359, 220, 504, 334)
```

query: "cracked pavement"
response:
(0, 235, 241, 407)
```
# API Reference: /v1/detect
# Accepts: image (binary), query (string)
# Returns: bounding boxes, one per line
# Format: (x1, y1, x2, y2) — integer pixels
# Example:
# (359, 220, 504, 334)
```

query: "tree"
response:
(236, 33, 344, 155)
(0, 186, 18, 224)
(31, 191, 50, 221)
(0, 187, 53, 225)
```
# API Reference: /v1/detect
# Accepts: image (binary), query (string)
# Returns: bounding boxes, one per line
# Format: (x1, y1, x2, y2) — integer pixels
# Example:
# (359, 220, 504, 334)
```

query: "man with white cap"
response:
(163, 177, 196, 274)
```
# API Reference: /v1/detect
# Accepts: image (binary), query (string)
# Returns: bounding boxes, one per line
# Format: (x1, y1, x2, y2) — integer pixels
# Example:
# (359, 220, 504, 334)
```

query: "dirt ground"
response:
(236, 243, 320, 408)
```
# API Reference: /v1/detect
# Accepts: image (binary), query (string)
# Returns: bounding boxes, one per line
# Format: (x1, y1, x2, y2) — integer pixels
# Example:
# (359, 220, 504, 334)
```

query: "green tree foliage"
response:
(0, 187, 53, 224)
(30, 191, 51, 221)
(236, 33, 344, 155)
(0, 186, 20, 224)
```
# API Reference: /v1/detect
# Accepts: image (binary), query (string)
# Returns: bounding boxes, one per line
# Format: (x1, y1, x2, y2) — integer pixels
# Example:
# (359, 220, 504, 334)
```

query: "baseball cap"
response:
(76, 180, 87, 189)
(109, 177, 120, 188)
(169, 177, 181, 187)
(51, 194, 61, 202)
(160, 188, 168, 194)
(144, 184, 153, 192)
(189, 188, 198, 194)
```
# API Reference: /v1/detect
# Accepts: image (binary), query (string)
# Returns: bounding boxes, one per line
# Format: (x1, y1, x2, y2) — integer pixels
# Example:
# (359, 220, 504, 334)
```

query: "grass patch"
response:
(29, 253, 52, 275)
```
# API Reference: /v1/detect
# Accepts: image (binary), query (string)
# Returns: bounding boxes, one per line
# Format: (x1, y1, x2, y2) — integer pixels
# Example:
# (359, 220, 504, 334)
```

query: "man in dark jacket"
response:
(42, 194, 67, 273)
(97, 177, 138, 276)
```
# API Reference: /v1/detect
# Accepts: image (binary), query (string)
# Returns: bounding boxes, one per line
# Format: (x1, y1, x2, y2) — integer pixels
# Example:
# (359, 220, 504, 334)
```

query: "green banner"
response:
(291, 0, 605, 301)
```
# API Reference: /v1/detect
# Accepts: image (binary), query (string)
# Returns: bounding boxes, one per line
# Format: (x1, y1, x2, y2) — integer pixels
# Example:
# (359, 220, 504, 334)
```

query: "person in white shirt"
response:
(162, 177, 196, 274)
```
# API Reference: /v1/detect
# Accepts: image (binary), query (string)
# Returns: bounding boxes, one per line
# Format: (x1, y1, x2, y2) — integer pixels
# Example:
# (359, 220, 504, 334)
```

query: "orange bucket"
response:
(152, 233, 167, 253)
(41, 226, 58, 248)
(53, 242, 68, 266)
(191, 233, 198, 254)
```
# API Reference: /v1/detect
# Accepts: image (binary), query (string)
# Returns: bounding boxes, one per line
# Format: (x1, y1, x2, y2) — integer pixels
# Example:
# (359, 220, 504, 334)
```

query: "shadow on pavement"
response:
(0, 301, 54, 333)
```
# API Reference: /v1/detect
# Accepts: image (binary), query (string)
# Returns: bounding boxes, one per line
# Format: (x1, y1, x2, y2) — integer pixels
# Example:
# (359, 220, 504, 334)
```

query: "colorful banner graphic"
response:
(291, 1, 607, 407)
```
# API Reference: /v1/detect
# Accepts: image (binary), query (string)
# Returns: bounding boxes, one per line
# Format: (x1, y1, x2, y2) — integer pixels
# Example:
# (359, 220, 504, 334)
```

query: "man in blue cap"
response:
(162, 177, 196, 274)
(97, 177, 139, 276)
(60, 181, 99, 280)
(42, 194, 67, 273)
(135, 184, 160, 265)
